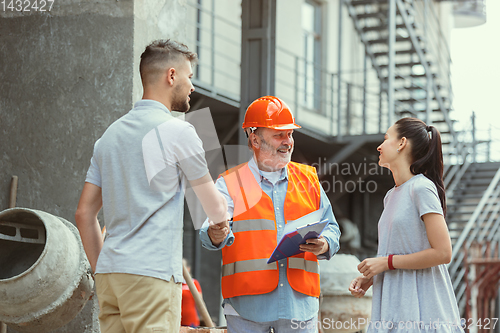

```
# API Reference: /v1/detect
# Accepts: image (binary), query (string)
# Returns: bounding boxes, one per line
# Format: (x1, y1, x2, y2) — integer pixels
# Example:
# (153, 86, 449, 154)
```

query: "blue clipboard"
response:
(267, 209, 328, 264)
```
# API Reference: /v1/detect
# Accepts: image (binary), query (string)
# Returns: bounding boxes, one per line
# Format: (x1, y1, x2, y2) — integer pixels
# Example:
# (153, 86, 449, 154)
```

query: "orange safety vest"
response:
(220, 161, 322, 299)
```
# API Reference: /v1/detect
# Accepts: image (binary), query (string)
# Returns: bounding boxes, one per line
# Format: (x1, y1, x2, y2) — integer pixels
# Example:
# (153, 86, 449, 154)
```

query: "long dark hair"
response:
(395, 117, 446, 216)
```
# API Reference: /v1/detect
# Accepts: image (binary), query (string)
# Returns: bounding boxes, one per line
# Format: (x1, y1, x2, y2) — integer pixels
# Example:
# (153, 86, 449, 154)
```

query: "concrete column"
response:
(0, 1, 193, 332)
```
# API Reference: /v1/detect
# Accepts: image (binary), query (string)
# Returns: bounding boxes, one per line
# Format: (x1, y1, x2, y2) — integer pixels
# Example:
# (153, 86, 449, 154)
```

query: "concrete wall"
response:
(133, 0, 192, 102)
(0, 1, 131, 332)
(1, 0, 219, 331)
(0, 2, 134, 220)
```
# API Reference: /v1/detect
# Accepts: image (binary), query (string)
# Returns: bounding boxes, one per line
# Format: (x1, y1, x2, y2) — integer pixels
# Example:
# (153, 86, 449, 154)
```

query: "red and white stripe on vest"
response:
(220, 161, 322, 299)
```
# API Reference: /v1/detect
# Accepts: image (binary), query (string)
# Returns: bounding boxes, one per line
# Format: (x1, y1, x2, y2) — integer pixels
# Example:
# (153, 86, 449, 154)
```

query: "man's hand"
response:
(357, 257, 389, 279)
(348, 275, 373, 298)
(207, 216, 231, 247)
(299, 235, 329, 256)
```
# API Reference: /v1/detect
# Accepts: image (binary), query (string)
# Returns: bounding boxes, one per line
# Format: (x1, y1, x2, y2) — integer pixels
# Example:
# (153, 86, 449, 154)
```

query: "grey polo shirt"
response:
(85, 99, 208, 282)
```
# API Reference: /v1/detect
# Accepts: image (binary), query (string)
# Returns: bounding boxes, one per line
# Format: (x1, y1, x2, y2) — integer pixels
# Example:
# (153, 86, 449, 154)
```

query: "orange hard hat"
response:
(242, 96, 301, 130)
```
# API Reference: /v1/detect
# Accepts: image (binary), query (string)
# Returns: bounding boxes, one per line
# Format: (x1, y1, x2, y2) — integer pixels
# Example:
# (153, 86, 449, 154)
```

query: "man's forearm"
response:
(76, 215, 103, 273)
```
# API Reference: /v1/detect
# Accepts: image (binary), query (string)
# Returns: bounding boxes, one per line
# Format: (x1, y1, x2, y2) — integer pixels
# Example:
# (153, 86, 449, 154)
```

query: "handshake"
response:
(207, 214, 232, 246)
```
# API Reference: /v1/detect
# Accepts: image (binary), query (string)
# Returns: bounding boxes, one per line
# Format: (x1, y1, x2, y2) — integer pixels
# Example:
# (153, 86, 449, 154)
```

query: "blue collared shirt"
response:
(199, 157, 341, 322)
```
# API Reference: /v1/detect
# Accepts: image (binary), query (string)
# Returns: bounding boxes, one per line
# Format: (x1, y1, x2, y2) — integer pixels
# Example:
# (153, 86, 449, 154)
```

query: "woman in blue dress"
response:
(349, 117, 464, 333)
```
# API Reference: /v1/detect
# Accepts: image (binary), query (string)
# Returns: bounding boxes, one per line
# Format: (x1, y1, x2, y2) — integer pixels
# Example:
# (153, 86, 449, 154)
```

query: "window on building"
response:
(302, 0, 322, 112)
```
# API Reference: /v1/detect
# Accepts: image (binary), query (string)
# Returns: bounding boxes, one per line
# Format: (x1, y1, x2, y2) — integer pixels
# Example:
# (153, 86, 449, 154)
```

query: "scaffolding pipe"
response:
(388, 0, 396, 127)
(363, 49, 367, 135)
(379, 81, 383, 134)
(337, 0, 343, 140)
(472, 111, 476, 163)
(294, 56, 299, 123)
(424, 0, 432, 125)
(488, 124, 491, 162)
(211, 0, 215, 87)
(331, 73, 335, 136)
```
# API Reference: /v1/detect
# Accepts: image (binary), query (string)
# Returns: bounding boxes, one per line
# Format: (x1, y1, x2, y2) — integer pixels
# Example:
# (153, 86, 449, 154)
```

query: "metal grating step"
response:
(350, 0, 392, 6)
(394, 73, 436, 80)
(356, 12, 387, 20)
(379, 61, 430, 69)
(363, 23, 407, 32)
(374, 49, 424, 57)
(397, 98, 424, 104)
(368, 36, 416, 45)
(398, 85, 427, 91)
(470, 162, 500, 171)
(433, 119, 456, 124)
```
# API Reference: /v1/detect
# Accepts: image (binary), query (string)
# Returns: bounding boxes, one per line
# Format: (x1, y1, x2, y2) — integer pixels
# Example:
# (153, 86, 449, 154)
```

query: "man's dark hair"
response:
(140, 39, 198, 85)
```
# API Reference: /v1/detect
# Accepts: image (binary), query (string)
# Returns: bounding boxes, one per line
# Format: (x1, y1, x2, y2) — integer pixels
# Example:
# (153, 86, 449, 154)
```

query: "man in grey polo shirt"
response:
(75, 40, 229, 333)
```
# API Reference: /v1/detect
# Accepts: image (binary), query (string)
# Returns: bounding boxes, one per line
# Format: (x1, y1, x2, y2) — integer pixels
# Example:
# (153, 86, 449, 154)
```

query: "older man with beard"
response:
(75, 40, 228, 333)
(200, 96, 341, 333)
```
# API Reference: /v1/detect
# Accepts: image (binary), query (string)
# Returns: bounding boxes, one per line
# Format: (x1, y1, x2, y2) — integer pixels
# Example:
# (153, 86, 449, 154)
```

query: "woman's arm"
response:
(358, 213, 452, 279)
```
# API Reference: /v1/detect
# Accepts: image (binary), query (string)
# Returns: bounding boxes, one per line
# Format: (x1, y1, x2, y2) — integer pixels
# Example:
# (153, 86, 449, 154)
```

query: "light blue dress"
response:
(368, 174, 464, 333)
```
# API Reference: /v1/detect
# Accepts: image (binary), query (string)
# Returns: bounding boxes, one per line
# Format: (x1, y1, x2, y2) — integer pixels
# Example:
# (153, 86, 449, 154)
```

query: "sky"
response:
(450, 0, 500, 160)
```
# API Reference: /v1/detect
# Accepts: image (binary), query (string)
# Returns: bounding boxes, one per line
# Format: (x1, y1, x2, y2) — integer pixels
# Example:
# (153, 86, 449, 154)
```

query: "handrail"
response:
(186, 0, 241, 30)
(447, 164, 500, 314)
(466, 185, 500, 246)
(487, 204, 500, 242)
(444, 128, 476, 195)
(450, 167, 500, 261)
(445, 160, 471, 197)
(185, 0, 242, 101)
(397, 0, 455, 141)
(185, 19, 242, 48)
(275, 44, 387, 137)
(477, 193, 500, 243)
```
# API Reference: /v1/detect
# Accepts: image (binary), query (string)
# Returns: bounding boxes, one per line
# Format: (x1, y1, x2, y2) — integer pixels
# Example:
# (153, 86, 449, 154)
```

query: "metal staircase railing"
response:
(341, 0, 500, 318)
(274, 46, 387, 138)
(443, 113, 498, 315)
(344, 0, 456, 152)
(448, 166, 500, 313)
(185, 0, 242, 105)
(444, 121, 477, 194)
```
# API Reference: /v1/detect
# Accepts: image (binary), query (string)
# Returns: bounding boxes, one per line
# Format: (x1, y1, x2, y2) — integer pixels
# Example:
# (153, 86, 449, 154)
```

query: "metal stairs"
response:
(445, 161, 500, 315)
(344, 0, 500, 319)
(345, 0, 455, 145)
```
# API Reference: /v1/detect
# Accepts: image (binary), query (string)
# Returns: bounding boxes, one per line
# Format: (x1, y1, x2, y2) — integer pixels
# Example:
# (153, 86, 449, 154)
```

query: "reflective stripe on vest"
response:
(288, 257, 319, 274)
(222, 258, 275, 277)
(232, 219, 275, 233)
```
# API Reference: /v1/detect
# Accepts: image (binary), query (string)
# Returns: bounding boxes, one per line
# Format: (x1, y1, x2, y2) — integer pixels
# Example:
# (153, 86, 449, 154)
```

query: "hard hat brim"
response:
(271, 124, 302, 130)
